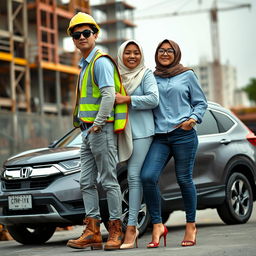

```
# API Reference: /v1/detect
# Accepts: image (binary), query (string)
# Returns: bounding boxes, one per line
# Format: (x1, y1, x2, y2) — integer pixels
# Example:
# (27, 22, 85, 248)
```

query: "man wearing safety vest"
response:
(66, 12, 128, 251)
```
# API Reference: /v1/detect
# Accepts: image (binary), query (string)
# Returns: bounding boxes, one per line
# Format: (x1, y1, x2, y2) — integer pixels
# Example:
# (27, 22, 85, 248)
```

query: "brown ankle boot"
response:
(66, 217, 102, 250)
(104, 219, 124, 251)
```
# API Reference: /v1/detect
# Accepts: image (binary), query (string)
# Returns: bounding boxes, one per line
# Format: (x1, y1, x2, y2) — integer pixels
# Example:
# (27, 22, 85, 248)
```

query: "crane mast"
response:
(211, 0, 223, 104)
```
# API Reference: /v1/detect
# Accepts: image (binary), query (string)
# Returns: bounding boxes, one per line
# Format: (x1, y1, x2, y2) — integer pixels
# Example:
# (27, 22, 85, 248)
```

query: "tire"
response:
(217, 172, 253, 225)
(103, 176, 150, 237)
(7, 224, 56, 245)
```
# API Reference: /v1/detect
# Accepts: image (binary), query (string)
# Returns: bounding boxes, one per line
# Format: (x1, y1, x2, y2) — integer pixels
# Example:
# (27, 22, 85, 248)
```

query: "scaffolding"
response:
(91, 0, 136, 58)
(0, 0, 90, 115)
(0, 0, 136, 115)
(0, 0, 30, 112)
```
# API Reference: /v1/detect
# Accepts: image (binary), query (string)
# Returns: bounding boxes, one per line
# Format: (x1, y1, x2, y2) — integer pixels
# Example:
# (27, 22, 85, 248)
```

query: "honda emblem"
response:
(20, 167, 32, 179)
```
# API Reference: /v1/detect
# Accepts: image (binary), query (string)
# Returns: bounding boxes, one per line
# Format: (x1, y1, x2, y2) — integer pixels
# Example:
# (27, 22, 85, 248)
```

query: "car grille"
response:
(1, 176, 59, 191)
(64, 200, 84, 210)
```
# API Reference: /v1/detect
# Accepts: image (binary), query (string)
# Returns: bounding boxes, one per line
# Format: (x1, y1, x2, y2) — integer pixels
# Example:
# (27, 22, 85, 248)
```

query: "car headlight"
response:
(58, 159, 81, 174)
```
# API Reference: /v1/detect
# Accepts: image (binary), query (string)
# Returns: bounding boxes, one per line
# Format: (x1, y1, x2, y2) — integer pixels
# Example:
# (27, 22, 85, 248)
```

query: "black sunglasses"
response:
(72, 29, 94, 40)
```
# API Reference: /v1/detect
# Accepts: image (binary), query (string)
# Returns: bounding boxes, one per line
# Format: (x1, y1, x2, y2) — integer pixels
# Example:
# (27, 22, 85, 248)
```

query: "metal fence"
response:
(0, 112, 73, 167)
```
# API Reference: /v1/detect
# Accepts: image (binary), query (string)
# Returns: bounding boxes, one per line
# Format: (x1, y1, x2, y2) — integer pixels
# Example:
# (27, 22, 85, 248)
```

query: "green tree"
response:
(243, 78, 256, 104)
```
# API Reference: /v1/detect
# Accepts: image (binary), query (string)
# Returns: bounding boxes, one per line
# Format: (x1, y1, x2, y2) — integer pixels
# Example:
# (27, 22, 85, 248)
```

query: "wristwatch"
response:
(92, 126, 102, 133)
(189, 121, 196, 128)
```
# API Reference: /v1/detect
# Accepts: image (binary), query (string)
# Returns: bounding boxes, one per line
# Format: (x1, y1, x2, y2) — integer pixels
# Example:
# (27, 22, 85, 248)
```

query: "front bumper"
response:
(0, 172, 85, 225)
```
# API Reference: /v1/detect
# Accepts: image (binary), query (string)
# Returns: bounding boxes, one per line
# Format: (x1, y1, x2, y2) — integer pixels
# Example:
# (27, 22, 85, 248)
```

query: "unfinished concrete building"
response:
(0, 0, 89, 115)
(0, 0, 136, 115)
(91, 0, 136, 58)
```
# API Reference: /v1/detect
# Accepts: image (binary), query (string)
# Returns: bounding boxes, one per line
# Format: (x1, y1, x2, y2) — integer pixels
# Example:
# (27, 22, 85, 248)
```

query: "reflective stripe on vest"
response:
(73, 50, 128, 133)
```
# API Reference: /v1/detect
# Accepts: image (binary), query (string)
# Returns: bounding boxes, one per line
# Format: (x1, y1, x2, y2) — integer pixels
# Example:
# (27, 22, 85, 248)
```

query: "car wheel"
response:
(7, 224, 56, 245)
(217, 172, 253, 224)
(103, 176, 151, 237)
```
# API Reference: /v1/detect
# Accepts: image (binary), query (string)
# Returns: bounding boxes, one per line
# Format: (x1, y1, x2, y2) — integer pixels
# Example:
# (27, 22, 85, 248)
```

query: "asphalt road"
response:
(1, 204, 256, 256)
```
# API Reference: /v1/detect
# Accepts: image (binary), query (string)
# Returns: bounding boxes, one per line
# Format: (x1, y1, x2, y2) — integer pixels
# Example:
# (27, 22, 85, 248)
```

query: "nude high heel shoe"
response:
(120, 228, 139, 249)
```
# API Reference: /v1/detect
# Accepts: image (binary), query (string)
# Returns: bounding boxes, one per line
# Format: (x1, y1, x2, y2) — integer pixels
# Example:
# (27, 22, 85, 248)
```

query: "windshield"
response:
(54, 128, 82, 148)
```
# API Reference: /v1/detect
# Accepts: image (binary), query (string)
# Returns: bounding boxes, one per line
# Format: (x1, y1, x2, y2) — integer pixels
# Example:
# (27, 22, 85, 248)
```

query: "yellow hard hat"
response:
(67, 12, 100, 36)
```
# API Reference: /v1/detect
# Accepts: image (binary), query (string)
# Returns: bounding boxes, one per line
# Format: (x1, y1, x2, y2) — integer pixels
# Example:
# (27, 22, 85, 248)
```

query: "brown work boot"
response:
(104, 219, 124, 251)
(66, 217, 102, 250)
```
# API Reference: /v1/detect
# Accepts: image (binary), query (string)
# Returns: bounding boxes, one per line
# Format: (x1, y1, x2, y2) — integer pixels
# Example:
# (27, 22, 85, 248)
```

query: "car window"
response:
(211, 110, 235, 133)
(197, 109, 219, 136)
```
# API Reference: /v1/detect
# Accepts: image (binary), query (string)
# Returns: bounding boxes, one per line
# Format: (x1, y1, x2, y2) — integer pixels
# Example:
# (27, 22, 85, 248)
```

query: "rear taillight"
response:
(246, 131, 256, 146)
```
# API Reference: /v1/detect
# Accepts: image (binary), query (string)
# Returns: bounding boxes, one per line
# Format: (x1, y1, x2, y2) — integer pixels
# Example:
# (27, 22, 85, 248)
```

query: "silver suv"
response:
(0, 102, 256, 245)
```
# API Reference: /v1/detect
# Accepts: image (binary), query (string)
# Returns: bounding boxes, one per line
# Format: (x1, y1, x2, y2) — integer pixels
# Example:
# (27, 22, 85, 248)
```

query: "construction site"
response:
(0, 0, 255, 154)
(0, 0, 255, 241)
(1, 0, 255, 158)
(0, 0, 135, 115)
(0, 0, 135, 171)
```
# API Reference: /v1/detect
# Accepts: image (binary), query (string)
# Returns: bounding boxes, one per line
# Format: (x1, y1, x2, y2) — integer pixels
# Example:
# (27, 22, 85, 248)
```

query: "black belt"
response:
(80, 123, 93, 131)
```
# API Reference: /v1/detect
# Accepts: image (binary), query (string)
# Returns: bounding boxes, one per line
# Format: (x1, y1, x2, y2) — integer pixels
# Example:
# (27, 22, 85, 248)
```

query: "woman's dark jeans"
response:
(140, 128, 198, 224)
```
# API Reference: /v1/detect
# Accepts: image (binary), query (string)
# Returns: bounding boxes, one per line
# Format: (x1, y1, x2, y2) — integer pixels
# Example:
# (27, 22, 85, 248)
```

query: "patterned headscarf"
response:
(154, 39, 192, 78)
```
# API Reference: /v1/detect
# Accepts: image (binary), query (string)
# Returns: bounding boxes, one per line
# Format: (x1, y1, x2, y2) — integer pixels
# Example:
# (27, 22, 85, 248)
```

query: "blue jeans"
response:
(140, 128, 198, 224)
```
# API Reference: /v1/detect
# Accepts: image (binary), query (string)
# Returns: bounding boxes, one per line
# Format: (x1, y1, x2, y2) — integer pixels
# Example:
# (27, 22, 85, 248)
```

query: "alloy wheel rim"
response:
(230, 178, 250, 217)
(121, 186, 147, 229)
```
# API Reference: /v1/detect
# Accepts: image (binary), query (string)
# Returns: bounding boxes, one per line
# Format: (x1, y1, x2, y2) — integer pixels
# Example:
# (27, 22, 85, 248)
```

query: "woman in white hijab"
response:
(116, 40, 159, 249)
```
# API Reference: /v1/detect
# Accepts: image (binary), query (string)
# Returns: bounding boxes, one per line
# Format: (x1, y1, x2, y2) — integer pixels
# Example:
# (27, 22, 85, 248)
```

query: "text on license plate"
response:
(8, 195, 32, 210)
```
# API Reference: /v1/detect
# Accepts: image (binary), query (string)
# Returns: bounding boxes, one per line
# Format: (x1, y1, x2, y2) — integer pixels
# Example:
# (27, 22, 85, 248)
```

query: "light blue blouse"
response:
(154, 70, 208, 134)
(130, 69, 159, 139)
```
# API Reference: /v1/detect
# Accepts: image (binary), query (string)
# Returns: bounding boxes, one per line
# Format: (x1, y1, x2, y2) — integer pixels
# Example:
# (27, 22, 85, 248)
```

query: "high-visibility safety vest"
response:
(73, 50, 128, 133)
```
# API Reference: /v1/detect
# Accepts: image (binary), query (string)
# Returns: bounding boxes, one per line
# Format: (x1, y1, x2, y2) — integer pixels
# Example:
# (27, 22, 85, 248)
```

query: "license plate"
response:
(8, 195, 32, 210)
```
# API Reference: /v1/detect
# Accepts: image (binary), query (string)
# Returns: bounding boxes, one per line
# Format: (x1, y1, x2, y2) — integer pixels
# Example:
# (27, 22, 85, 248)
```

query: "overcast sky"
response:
(123, 0, 255, 89)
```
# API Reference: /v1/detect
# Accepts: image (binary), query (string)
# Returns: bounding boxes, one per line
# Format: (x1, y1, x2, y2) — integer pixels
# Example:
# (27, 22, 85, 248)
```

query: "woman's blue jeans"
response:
(140, 128, 198, 224)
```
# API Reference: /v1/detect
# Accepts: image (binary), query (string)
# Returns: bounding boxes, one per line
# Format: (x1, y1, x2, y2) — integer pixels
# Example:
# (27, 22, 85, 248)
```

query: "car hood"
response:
(4, 147, 80, 167)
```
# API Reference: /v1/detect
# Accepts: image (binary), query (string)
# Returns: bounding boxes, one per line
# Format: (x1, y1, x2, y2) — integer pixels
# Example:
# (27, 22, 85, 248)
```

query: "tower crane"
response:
(136, 1, 251, 105)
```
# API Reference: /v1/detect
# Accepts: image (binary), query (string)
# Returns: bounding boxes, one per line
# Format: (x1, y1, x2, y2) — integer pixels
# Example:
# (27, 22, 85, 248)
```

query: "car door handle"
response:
(220, 139, 231, 145)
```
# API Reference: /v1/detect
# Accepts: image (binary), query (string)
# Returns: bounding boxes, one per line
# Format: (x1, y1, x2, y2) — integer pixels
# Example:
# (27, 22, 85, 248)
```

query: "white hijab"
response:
(117, 40, 147, 95)
(117, 40, 147, 162)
